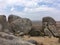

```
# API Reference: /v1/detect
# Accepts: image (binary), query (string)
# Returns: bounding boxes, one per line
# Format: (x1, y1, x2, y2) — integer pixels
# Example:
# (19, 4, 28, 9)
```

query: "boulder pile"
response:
(0, 15, 59, 45)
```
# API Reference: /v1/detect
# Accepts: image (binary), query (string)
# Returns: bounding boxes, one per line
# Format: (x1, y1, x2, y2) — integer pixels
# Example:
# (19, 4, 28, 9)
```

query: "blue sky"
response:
(0, 0, 60, 21)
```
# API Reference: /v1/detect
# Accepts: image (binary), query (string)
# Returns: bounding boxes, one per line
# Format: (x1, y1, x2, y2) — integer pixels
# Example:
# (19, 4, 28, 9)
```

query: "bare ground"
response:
(22, 21, 60, 45)
(23, 36, 60, 45)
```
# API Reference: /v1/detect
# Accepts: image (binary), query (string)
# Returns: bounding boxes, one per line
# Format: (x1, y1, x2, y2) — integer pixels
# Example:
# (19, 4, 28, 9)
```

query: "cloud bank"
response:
(0, 0, 60, 21)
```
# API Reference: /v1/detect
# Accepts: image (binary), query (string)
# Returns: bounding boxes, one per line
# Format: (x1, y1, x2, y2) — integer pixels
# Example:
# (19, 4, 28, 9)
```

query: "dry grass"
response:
(23, 36, 60, 45)
(25, 21, 60, 45)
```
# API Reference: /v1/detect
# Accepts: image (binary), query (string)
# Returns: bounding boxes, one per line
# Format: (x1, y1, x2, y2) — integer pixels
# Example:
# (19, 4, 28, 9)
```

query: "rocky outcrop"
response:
(0, 32, 35, 45)
(9, 17, 32, 36)
(42, 17, 60, 37)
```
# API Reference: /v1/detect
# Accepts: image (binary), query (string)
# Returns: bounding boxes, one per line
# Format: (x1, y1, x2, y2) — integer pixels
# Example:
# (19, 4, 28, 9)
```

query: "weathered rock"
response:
(19, 32, 25, 36)
(0, 15, 8, 32)
(0, 24, 3, 31)
(10, 18, 32, 35)
(42, 17, 56, 26)
(44, 26, 53, 37)
(28, 28, 40, 36)
(0, 32, 35, 45)
(0, 15, 6, 29)
(27, 40, 38, 45)
(8, 15, 21, 23)
(15, 32, 25, 37)
(28, 26, 44, 36)
(0, 32, 17, 40)
(0, 15, 12, 34)
(42, 17, 60, 37)
(0, 38, 35, 45)
(42, 17, 56, 30)
(48, 25, 60, 37)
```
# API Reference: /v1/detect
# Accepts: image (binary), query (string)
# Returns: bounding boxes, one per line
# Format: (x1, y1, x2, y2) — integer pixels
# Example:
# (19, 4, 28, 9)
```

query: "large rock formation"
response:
(42, 17, 56, 30)
(0, 32, 35, 45)
(9, 16, 32, 36)
(42, 17, 60, 37)
(0, 14, 35, 45)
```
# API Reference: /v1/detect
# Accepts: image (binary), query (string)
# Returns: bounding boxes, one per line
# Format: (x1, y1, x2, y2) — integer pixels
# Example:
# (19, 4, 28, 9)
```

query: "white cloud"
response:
(0, 0, 59, 10)
(10, 7, 15, 11)
(0, 0, 60, 20)
(0, 0, 39, 12)
(23, 6, 60, 13)
(9, 6, 60, 21)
